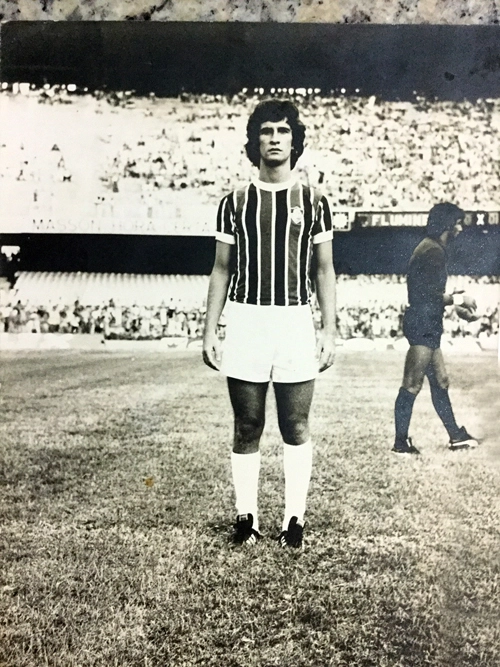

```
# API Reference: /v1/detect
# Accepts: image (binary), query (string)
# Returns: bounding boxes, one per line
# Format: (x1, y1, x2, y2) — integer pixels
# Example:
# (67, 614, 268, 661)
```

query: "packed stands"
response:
(2, 86, 500, 224)
(1, 86, 498, 347)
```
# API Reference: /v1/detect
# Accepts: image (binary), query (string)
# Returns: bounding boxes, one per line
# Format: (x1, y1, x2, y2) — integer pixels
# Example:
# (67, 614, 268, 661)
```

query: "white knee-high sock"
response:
(231, 451, 261, 531)
(283, 440, 313, 530)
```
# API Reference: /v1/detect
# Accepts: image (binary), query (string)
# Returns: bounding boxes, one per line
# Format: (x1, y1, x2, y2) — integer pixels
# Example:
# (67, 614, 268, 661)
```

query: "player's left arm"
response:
(421, 247, 478, 319)
(313, 239, 337, 372)
(449, 292, 477, 310)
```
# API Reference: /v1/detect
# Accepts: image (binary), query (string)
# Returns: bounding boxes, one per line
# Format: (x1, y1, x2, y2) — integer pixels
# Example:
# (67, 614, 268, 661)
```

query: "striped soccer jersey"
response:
(215, 177, 333, 306)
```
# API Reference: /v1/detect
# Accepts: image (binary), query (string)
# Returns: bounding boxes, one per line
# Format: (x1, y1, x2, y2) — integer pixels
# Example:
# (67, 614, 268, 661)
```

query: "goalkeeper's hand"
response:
(452, 292, 478, 321)
(455, 303, 479, 322)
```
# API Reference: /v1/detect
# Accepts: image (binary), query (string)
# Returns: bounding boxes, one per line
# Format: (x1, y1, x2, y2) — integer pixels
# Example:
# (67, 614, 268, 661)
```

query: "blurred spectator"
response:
(47, 305, 61, 333)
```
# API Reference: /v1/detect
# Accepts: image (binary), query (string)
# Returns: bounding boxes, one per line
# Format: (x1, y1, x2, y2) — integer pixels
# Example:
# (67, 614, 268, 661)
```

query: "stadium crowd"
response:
(1, 86, 498, 347)
(2, 276, 498, 344)
(0, 298, 207, 340)
(2, 85, 500, 217)
(65, 91, 500, 212)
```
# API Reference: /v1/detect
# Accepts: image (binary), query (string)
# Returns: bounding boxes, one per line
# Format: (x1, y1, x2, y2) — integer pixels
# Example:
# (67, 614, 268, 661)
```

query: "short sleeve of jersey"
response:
(312, 194, 334, 244)
(215, 193, 235, 245)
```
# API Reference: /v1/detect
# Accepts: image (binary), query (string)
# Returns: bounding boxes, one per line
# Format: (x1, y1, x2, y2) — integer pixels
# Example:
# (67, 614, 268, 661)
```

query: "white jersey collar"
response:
(251, 174, 297, 192)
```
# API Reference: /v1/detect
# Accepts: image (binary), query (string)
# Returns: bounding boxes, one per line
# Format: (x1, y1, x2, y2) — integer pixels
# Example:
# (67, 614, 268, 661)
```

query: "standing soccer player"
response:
(393, 203, 479, 454)
(202, 99, 336, 548)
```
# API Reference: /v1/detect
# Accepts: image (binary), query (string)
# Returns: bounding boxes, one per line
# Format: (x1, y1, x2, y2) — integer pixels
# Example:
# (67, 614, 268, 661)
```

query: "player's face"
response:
(258, 119, 293, 167)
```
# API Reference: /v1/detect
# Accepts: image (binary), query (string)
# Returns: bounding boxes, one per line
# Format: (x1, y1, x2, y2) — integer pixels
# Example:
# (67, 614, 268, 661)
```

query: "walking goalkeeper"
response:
(393, 203, 479, 454)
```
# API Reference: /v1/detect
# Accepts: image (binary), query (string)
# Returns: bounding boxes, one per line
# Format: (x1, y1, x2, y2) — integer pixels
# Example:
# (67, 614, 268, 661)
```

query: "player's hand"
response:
(316, 331, 336, 372)
(455, 305, 479, 322)
(454, 293, 478, 322)
(202, 331, 221, 371)
(452, 291, 477, 311)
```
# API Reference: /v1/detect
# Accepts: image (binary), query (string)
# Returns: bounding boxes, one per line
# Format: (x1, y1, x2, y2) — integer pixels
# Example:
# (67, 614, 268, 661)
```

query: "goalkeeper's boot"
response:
(449, 427, 478, 451)
(392, 437, 420, 455)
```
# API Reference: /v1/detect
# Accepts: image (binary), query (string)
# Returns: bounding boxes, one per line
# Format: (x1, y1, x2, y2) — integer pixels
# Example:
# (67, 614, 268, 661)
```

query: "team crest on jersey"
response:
(290, 206, 304, 226)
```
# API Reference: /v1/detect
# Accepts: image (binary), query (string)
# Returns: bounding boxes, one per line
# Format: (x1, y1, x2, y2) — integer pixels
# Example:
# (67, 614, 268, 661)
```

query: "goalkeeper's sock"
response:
(394, 387, 417, 442)
(429, 385, 461, 439)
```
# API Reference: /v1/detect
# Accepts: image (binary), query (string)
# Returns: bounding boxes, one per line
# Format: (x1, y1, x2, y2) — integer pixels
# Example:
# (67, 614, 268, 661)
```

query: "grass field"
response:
(1, 348, 499, 667)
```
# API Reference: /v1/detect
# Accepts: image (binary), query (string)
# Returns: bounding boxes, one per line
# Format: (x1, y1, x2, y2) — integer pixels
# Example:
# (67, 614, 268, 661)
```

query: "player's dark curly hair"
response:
(245, 99, 305, 168)
(426, 203, 465, 238)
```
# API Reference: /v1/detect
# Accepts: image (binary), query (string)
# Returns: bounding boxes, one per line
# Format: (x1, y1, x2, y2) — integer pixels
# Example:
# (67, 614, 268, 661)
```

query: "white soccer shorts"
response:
(220, 301, 318, 383)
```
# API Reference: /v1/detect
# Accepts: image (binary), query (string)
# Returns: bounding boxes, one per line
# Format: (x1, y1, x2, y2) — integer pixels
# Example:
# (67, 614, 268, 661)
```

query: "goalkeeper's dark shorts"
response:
(403, 307, 443, 350)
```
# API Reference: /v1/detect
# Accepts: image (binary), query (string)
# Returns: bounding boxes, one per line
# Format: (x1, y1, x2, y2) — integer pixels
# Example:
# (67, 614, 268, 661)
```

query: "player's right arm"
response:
(202, 241, 231, 370)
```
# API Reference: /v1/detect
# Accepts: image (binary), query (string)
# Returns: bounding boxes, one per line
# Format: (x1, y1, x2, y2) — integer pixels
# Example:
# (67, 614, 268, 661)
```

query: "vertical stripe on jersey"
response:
(245, 185, 259, 304)
(287, 184, 303, 306)
(320, 195, 333, 235)
(317, 199, 326, 235)
(274, 189, 288, 306)
(228, 191, 239, 301)
(270, 191, 276, 305)
(234, 188, 249, 303)
(224, 196, 233, 235)
(284, 187, 291, 306)
(221, 193, 235, 301)
(259, 189, 273, 306)
(255, 189, 262, 305)
(311, 193, 332, 236)
(300, 187, 313, 304)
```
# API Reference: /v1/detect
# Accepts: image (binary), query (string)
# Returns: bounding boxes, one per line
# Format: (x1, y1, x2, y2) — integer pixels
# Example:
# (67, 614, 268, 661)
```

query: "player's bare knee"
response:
(439, 377, 450, 391)
(234, 416, 265, 446)
(232, 440, 260, 454)
(403, 381, 423, 396)
(278, 417, 309, 445)
(428, 375, 449, 390)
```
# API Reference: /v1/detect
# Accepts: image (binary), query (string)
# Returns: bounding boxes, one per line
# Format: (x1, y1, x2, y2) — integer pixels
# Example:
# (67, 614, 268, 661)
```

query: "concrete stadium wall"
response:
(0, 333, 497, 355)
(0, 333, 194, 352)
(0, 333, 105, 351)
(342, 336, 498, 354)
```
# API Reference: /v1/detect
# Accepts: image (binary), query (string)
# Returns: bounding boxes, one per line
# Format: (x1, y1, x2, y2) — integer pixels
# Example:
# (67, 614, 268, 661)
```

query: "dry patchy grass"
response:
(0, 349, 499, 666)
